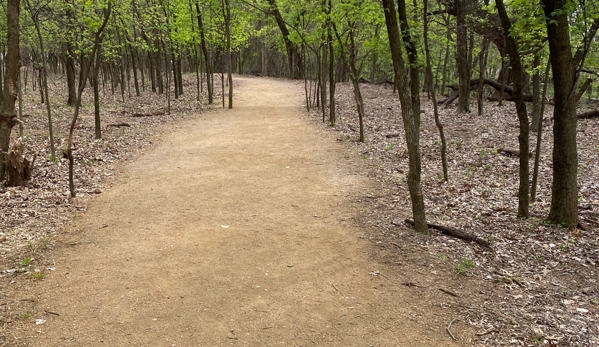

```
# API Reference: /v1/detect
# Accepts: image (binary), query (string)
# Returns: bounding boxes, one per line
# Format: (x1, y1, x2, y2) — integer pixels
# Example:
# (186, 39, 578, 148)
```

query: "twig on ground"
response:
(438, 288, 459, 297)
(401, 282, 423, 287)
(447, 318, 458, 340)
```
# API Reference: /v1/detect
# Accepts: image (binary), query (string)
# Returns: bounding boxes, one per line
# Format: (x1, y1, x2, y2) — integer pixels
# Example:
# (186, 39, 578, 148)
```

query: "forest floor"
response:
(1, 76, 479, 346)
(0, 75, 597, 346)
(312, 82, 598, 346)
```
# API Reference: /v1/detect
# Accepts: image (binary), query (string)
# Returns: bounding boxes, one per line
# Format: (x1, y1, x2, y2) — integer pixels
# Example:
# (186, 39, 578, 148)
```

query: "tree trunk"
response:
(382, 0, 427, 234)
(148, 52, 156, 92)
(477, 38, 489, 116)
(328, 12, 336, 126)
(530, 53, 542, 131)
(161, 39, 171, 114)
(38, 68, 44, 103)
(156, 50, 164, 94)
(139, 49, 146, 92)
(261, 38, 268, 76)
(172, 51, 179, 100)
(196, 3, 213, 104)
(223, 0, 233, 109)
(440, 13, 451, 96)
(17, 72, 23, 137)
(177, 53, 183, 96)
(120, 47, 126, 102)
(542, 0, 579, 228)
(93, 49, 102, 140)
(130, 45, 140, 96)
(65, 49, 77, 106)
(320, 37, 327, 122)
(0, 0, 20, 181)
(498, 45, 507, 106)
(531, 59, 551, 201)
(497, 0, 529, 218)
(424, 0, 448, 181)
(456, 0, 470, 113)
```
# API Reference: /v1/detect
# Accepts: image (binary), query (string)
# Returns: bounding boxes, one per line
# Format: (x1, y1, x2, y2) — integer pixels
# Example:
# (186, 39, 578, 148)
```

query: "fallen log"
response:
(498, 148, 532, 158)
(404, 218, 491, 249)
(487, 95, 534, 102)
(107, 122, 131, 128)
(446, 78, 514, 95)
(375, 80, 394, 86)
(441, 91, 459, 107)
(131, 111, 165, 117)
(577, 110, 599, 119)
(441, 81, 485, 107)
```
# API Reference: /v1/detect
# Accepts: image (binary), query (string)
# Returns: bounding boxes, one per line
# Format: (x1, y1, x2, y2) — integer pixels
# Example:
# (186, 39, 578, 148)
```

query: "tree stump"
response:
(3, 138, 36, 187)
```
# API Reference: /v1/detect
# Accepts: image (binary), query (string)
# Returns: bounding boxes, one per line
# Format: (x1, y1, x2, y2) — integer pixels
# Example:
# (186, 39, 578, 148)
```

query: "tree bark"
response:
(497, 0, 529, 218)
(424, 0, 448, 181)
(477, 38, 489, 116)
(320, 31, 327, 122)
(92, 48, 102, 140)
(531, 59, 551, 201)
(328, 11, 336, 126)
(130, 45, 141, 96)
(382, 0, 427, 234)
(542, 0, 579, 228)
(223, 0, 233, 109)
(65, 49, 77, 106)
(531, 53, 542, 132)
(196, 2, 213, 104)
(456, 0, 470, 113)
(0, 0, 20, 181)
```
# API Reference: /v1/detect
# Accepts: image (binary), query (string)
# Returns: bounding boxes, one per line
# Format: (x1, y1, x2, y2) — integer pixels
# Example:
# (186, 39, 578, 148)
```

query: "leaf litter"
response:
(1, 76, 597, 346)
(310, 81, 598, 346)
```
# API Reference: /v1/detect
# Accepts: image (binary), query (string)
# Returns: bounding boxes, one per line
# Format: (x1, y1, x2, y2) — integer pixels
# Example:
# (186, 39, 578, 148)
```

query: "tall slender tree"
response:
(382, 0, 427, 233)
(496, 0, 529, 218)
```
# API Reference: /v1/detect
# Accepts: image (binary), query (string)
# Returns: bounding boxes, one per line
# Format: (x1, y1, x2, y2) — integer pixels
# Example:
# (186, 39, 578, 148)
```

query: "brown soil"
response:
(7, 76, 476, 346)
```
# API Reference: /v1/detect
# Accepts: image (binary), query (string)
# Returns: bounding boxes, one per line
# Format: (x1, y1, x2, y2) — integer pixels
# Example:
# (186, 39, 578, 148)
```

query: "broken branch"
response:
(404, 219, 492, 249)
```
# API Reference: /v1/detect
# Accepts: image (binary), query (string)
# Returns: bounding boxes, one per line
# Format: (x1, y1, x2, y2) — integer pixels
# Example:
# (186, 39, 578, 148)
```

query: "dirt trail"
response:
(14, 77, 473, 346)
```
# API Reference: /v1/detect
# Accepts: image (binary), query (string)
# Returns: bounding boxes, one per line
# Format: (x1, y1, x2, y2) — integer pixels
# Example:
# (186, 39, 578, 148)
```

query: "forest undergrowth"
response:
(312, 81, 598, 346)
